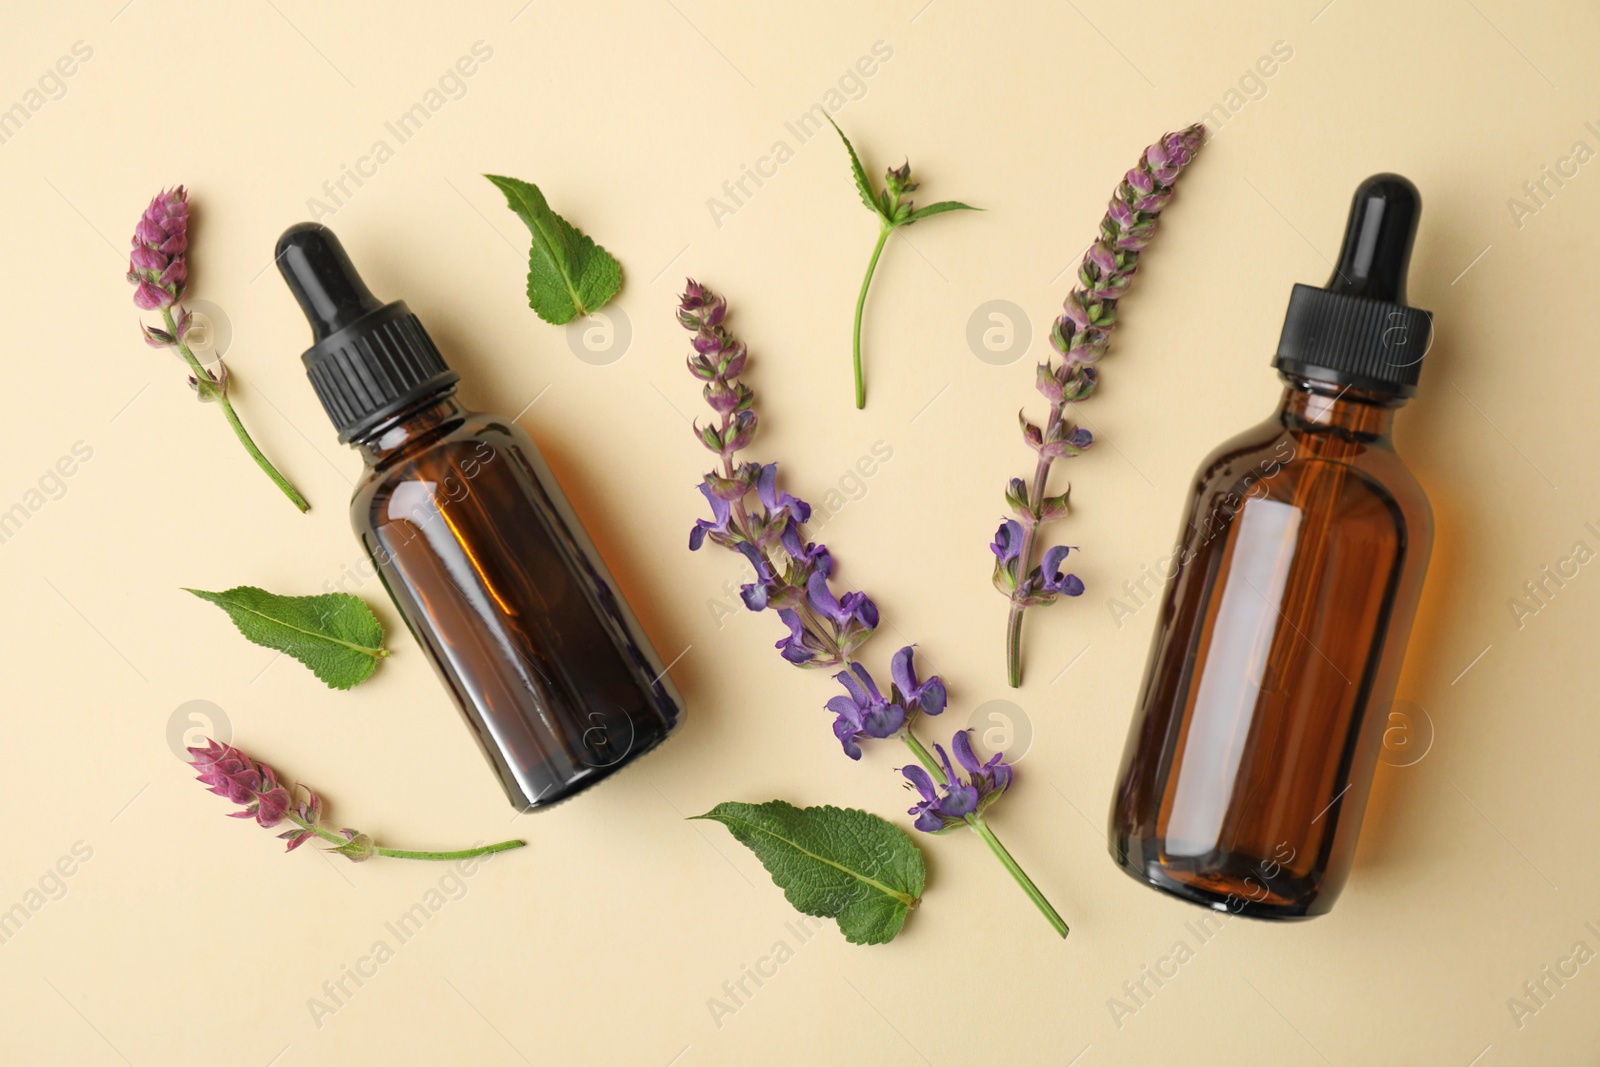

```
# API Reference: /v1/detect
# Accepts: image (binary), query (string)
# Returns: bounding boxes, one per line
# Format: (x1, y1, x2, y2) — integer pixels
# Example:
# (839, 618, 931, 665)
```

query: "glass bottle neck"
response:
(1276, 374, 1401, 440)
(352, 389, 465, 466)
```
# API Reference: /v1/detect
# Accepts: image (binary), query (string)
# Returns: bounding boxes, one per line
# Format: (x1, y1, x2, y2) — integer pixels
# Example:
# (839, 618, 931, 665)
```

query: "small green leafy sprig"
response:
(828, 118, 979, 409)
(186, 586, 388, 690)
(485, 174, 622, 325)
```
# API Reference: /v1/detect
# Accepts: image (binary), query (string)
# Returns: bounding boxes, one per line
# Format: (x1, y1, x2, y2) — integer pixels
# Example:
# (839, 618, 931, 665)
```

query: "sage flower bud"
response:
(126, 186, 188, 310)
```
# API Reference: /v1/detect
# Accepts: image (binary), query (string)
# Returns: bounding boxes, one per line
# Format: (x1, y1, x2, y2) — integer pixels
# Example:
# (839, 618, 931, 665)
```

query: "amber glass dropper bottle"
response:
(276, 223, 683, 811)
(1108, 174, 1435, 918)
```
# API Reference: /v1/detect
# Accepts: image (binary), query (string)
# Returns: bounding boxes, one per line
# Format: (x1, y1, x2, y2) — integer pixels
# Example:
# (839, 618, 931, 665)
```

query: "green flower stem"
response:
(374, 841, 526, 861)
(1005, 400, 1064, 687)
(898, 729, 1069, 939)
(901, 727, 941, 779)
(161, 307, 311, 513)
(967, 813, 1069, 938)
(851, 223, 893, 410)
(286, 813, 526, 861)
(1004, 607, 1027, 689)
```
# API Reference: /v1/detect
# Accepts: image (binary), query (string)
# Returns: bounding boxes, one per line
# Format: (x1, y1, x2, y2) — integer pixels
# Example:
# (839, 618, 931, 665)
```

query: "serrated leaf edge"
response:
(905, 199, 982, 223)
(825, 117, 888, 223)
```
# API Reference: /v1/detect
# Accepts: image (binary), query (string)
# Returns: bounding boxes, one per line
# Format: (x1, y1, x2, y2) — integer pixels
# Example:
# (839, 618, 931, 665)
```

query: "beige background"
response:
(2, 0, 1596, 1063)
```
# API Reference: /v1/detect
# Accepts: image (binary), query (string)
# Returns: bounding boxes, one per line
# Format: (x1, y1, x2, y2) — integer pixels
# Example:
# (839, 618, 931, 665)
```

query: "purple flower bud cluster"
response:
(125, 189, 221, 400)
(998, 124, 1205, 685)
(903, 729, 1013, 832)
(187, 738, 522, 863)
(1049, 125, 1204, 373)
(682, 280, 953, 764)
(127, 186, 189, 310)
(188, 738, 321, 847)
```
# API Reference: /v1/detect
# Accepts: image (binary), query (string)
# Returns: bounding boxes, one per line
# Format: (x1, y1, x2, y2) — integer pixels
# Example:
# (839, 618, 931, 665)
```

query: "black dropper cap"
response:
(276, 223, 458, 442)
(1272, 174, 1433, 397)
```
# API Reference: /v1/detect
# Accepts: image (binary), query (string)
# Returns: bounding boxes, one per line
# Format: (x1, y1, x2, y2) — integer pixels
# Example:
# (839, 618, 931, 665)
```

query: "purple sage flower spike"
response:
(127, 186, 188, 310)
(189, 738, 291, 828)
(998, 124, 1205, 687)
(127, 187, 311, 512)
(678, 281, 1070, 938)
(187, 738, 525, 863)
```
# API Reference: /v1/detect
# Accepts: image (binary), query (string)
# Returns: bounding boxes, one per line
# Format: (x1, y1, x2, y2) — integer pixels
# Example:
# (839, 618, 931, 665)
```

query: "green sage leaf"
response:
(826, 118, 888, 223)
(185, 586, 388, 690)
(693, 800, 924, 945)
(485, 173, 622, 325)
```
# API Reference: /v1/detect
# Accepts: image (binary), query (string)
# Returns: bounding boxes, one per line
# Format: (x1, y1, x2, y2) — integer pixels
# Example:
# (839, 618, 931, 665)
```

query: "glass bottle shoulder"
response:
(1190, 409, 1433, 544)
(348, 406, 536, 530)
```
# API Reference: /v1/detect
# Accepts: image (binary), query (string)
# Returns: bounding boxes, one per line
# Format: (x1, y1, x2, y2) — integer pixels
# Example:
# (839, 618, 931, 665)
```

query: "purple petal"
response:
(890, 646, 917, 698)
(901, 764, 938, 803)
(860, 702, 905, 739)
(826, 694, 864, 723)
(847, 662, 883, 704)
(842, 591, 879, 630)
(133, 280, 171, 309)
(755, 463, 781, 511)
(832, 674, 864, 714)
(933, 742, 959, 788)
(775, 609, 814, 665)
(990, 520, 1024, 565)
(937, 781, 980, 819)
(951, 729, 983, 776)
(833, 718, 864, 760)
(806, 572, 844, 624)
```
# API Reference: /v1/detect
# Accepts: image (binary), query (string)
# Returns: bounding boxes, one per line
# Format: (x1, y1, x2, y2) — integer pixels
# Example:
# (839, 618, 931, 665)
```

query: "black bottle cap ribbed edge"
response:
(276, 223, 459, 442)
(1272, 174, 1434, 397)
